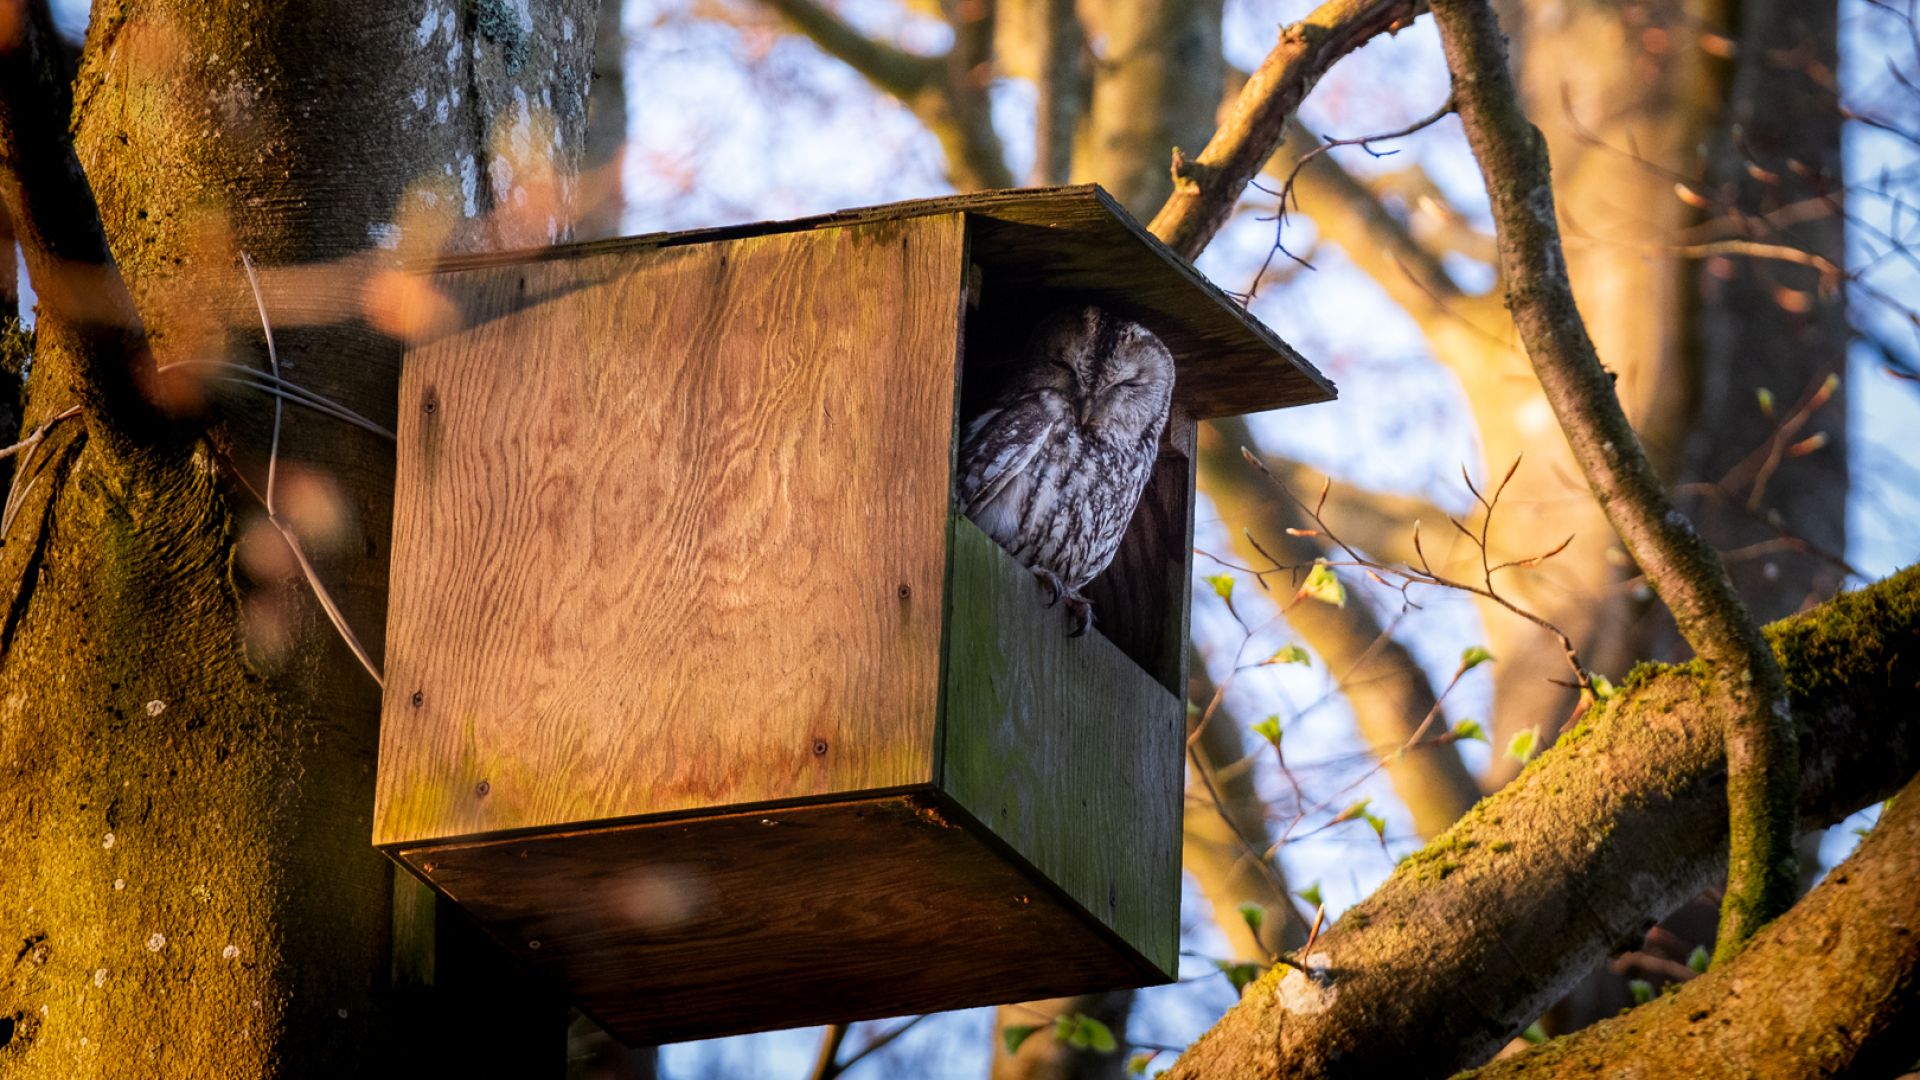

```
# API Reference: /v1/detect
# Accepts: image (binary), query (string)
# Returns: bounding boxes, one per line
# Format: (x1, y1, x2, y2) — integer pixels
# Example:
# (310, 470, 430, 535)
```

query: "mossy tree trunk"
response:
(1164, 566, 1920, 1078)
(0, 2, 596, 1076)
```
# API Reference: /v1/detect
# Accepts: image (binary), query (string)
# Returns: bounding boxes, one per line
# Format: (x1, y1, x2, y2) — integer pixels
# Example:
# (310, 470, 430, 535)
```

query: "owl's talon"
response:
(1032, 567, 1066, 607)
(1065, 595, 1095, 638)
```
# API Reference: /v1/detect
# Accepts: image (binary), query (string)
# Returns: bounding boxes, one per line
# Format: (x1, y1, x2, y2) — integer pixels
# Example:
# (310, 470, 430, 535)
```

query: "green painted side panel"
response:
(939, 516, 1183, 976)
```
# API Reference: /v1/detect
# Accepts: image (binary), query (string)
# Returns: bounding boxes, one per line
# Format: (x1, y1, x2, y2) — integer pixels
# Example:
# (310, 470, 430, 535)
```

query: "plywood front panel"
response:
(376, 216, 968, 844)
(396, 795, 1157, 1045)
(423, 186, 1336, 420)
(940, 517, 1183, 976)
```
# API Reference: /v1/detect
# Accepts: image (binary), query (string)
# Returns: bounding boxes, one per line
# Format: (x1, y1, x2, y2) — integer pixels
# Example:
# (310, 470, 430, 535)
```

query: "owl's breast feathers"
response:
(956, 395, 1164, 590)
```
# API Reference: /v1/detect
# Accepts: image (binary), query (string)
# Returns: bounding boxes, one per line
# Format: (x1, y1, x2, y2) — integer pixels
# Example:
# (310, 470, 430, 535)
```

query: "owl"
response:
(956, 305, 1176, 636)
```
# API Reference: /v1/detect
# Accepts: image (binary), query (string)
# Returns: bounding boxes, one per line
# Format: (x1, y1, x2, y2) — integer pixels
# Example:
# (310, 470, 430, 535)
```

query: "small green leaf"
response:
(1590, 674, 1616, 700)
(1215, 960, 1263, 993)
(1629, 979, 1654, 1005)
(1296, 882, 1324, 908)
(1362, 810, 1387, 839)
(1521, 1023, 1549, 1045)
(1331, 798, 1371, 825)
(1300, 561, 1346, 608)
(1459, 645, 1495, 672)
(1204, 574, 1235, 601)
(1267, 643, 1312, 667)
(1451, 719, 1487, 743)
(1002, 1025, 1040, 1055)
(1755, 386, 1775, 416)
(1252, 715, 1283, 744)
(1506, 729, 1538, 764)
(1687, 946, 1709, 974)
(1127, 1051, 1154, 1075)
(1055, 1014, 1117, 1053)
(1238, 902, 1265, 936)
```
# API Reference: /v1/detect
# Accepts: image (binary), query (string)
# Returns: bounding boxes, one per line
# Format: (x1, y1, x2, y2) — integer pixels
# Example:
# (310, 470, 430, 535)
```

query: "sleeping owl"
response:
(955, 305, 1176, 636)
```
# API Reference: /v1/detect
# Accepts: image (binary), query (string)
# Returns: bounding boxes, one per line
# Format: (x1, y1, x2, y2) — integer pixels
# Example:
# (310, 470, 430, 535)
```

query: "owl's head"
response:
(1024, 305, 1176, 441)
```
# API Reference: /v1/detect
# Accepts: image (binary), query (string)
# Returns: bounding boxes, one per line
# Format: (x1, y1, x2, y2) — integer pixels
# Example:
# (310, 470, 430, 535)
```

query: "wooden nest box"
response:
(374, 185, 1333, 1045)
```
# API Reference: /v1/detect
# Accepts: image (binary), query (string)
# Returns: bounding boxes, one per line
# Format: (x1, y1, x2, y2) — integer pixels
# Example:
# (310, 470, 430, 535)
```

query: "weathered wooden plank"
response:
(413, 186, 1335, 421)
(939, 517, 1184, 977)
(396, 794, 1159, 1045)
(376, 216, 968, 845)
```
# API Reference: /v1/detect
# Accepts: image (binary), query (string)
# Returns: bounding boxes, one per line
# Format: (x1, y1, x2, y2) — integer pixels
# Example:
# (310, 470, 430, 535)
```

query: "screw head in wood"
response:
(474, 779, 491, 798)
(812, 739, 829, 756)
(410, 690, 424, 708)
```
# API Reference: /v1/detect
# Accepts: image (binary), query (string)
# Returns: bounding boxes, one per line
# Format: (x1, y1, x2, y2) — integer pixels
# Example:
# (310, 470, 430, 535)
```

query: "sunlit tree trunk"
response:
(0, 2, 596, 1075)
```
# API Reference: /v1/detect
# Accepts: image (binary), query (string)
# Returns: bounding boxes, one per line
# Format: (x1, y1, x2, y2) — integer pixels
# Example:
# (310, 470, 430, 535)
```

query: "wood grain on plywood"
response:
(376, 216, 968, 845)
(940, 517, 1184, 976)
(418, 186, 1334, 420)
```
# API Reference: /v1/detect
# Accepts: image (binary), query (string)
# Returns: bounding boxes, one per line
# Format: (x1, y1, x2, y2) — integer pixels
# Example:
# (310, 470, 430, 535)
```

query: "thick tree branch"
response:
(1168, 566, 1920, 1078)
(0, 0, 158, 445)
(759, 0, 1013, 190)
(1029, 0, 1085, 185)
(1427, 0, 1797, 958)
(1147, 0, 1423, 261)
(759, 0, 940, 99)
(1466, 769, 1920, 1079)
(936, 0, 1012, 191)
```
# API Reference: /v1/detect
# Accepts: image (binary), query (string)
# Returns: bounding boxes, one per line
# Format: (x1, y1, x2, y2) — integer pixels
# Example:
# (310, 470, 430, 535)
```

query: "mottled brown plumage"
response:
(956, 306, 1175, 635)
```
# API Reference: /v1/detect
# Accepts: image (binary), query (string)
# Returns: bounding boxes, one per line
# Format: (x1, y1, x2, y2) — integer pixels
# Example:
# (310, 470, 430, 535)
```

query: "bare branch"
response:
(1029, 0, 1086, 185)
(1428, 0, 1797, 959)
(1239, 93, 1457, 300)
(1148, 0, 1425, 260)
(1263, 124, 1471, 311)
(757, 0, 939, 99)
(758, 0, 1012, 190)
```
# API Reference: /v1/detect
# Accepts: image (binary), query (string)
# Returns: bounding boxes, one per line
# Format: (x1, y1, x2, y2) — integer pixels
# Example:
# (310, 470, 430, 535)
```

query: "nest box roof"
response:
(426, 184, 1334, 419)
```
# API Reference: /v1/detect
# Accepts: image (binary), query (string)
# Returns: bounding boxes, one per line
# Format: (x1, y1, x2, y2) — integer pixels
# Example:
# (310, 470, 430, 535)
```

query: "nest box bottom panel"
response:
(395, 793, 1167, 1045)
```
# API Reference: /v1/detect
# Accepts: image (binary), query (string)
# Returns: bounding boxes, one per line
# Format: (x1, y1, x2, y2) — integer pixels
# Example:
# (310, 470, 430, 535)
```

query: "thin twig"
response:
(831, 1015, 928, 1077)
(0, 403, 81, 463)
(239, 253, 283, 514)
(157, 359, 396, 441)
(807, 1023, 851, 1080)
(1243, 92, 1458, 300)
(0, 405, 83, 538)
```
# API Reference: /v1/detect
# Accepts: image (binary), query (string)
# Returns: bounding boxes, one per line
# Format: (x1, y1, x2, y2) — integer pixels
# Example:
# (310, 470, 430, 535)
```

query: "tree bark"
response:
(1074, 0, 1223, 218)
(1166, 565, 1920, 1078)
(0, 2, 597, 1076)
(1466, 769, 1920, 1079)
